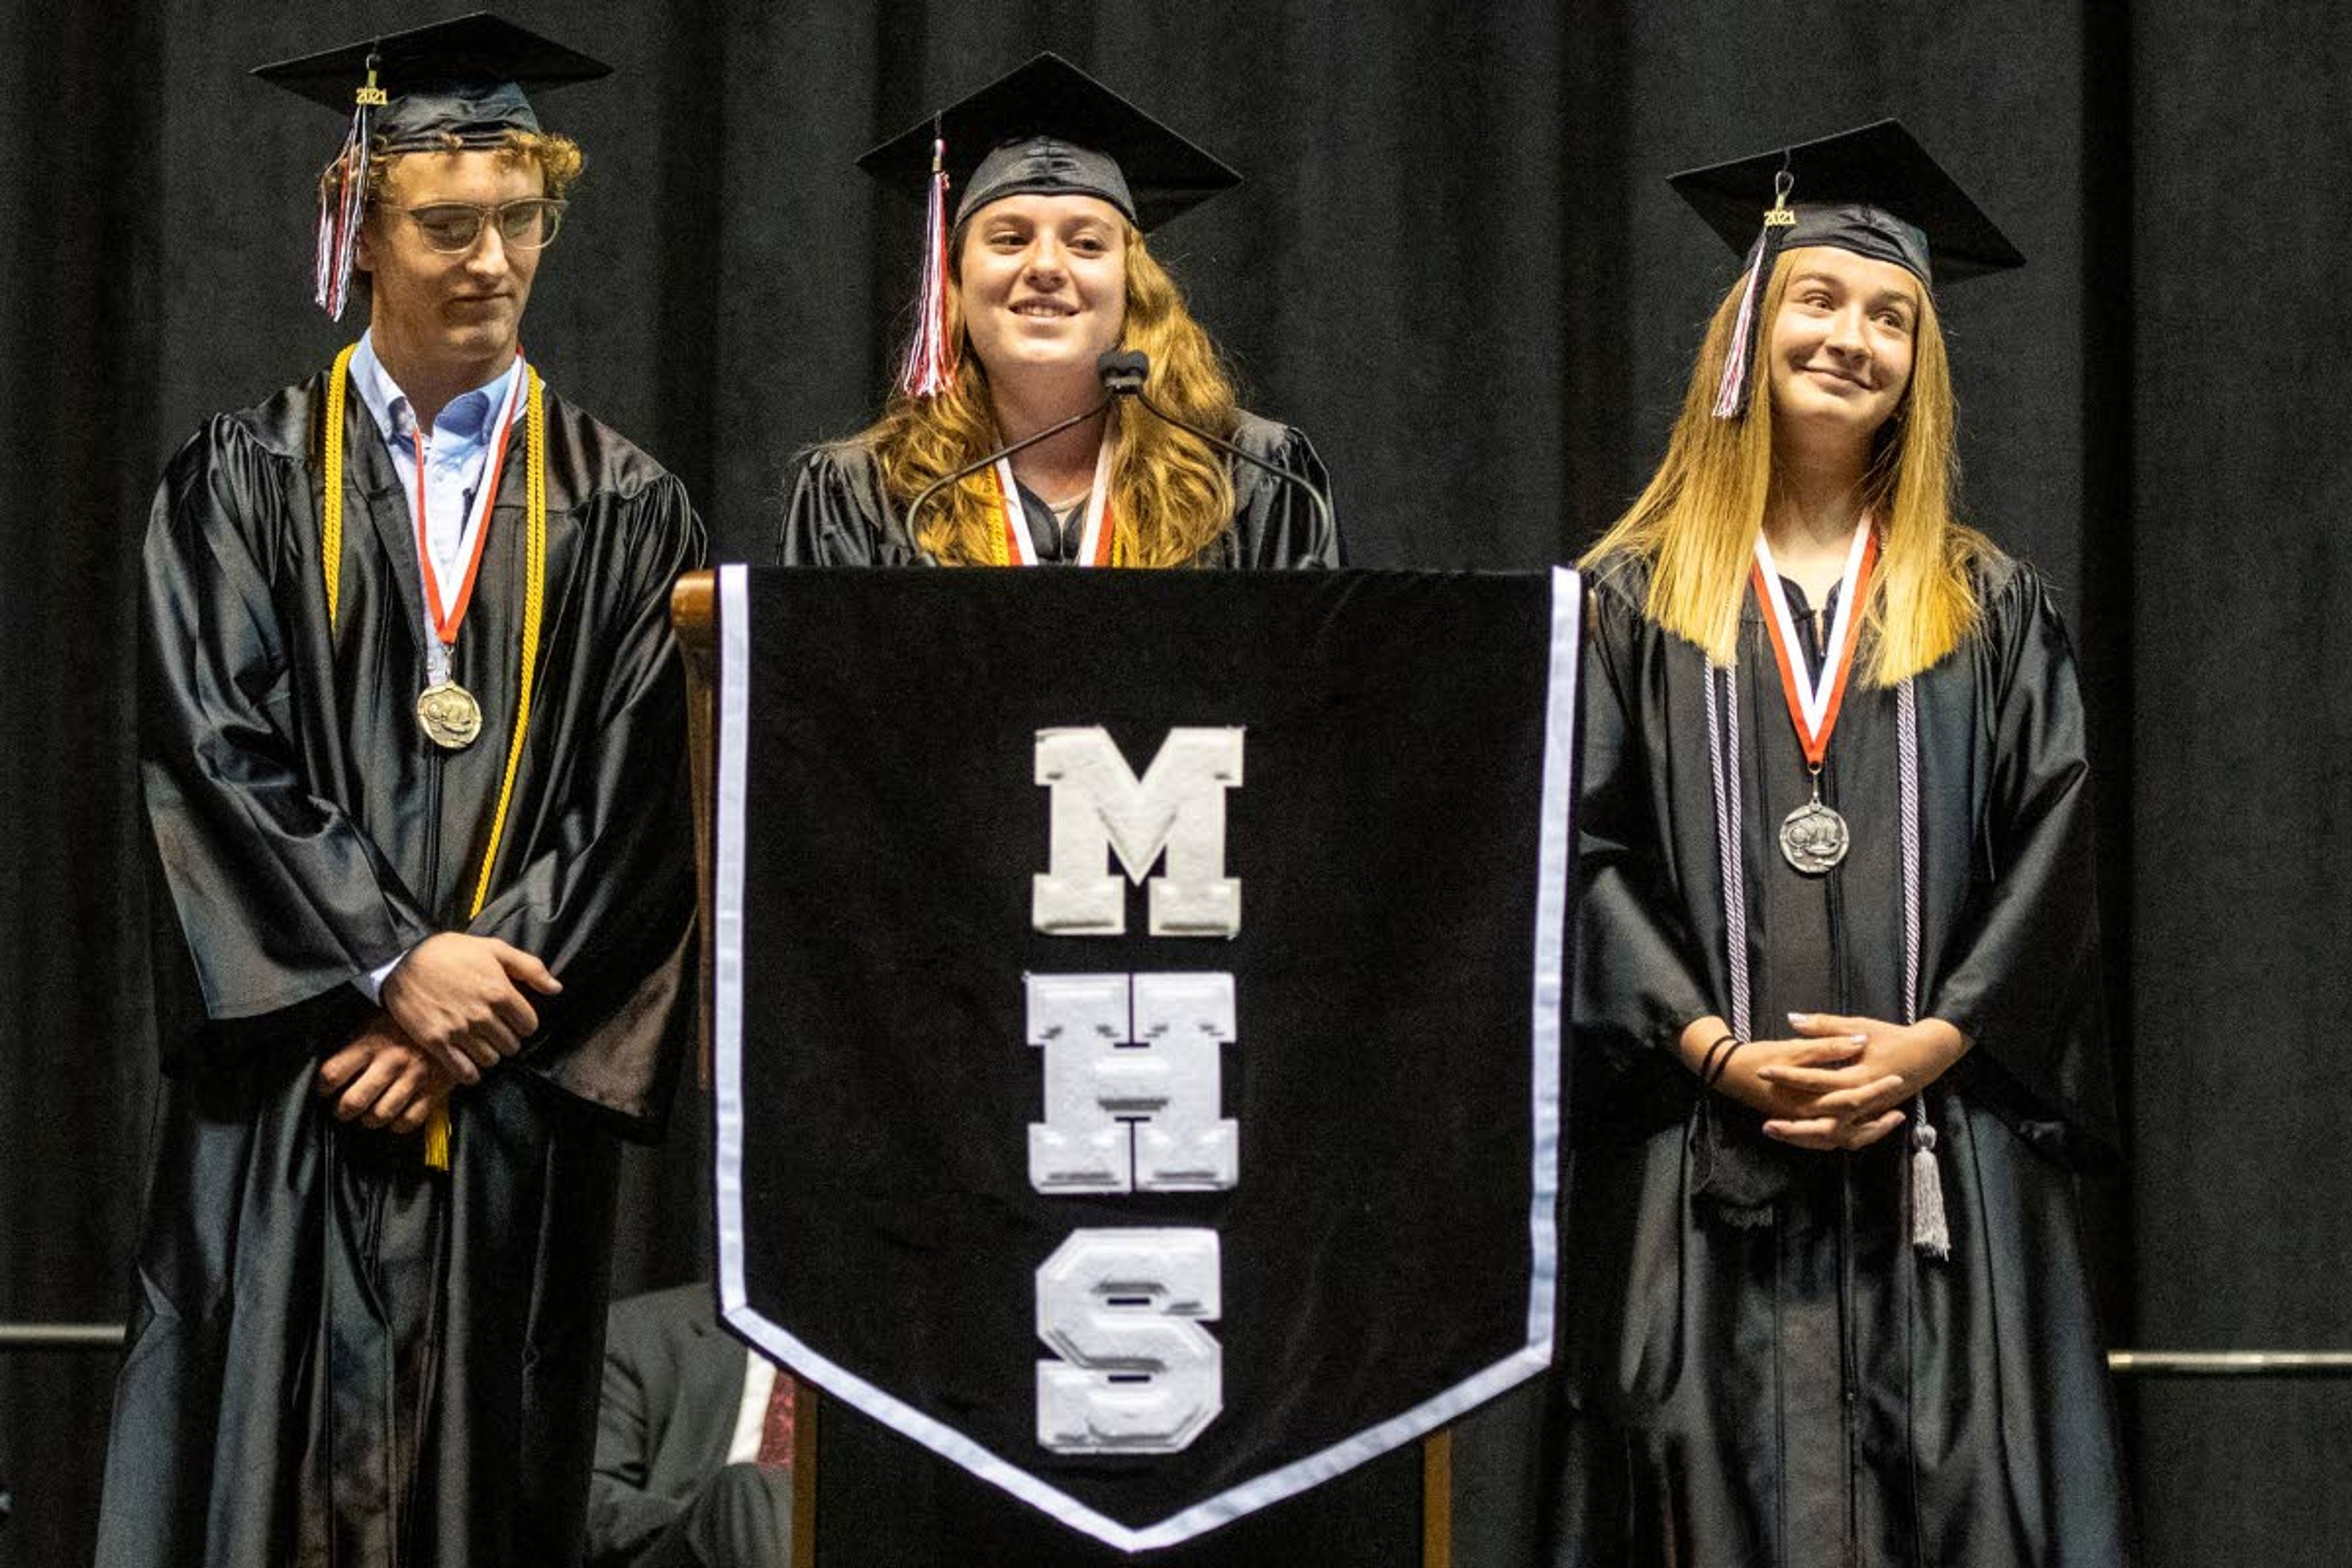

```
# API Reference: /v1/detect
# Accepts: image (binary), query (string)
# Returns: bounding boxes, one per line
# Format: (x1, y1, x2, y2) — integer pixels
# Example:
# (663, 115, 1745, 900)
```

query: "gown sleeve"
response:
(1571, 573, 1719, 1077)
(1925, 565, 2119, 1159)
(140, 415, 436, 1044)
(775, 442, 911, 567)
(464, 472, 707, 1129)
(1227, 418, 1342, 569)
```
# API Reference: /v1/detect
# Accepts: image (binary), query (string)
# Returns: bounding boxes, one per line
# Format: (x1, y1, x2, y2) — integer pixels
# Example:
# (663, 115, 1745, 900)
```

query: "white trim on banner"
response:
(720, 1300, 1553, 1555)
(1528, 566, 1578, 1348)
(714, 564, 752, 1327)
(710, 568, 1581, 1555)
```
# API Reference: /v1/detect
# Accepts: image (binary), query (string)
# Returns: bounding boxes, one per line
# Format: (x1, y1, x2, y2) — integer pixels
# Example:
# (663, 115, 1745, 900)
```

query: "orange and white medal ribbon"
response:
(412, 355, 526, 748)
(1752, 519, 1878, 874)
(991, 437, 1115, 567)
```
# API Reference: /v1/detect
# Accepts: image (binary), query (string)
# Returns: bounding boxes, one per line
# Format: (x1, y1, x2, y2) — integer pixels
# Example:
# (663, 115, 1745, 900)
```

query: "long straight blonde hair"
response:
(1581, 251, 1989, 684)
(862, 226, 1238, 567)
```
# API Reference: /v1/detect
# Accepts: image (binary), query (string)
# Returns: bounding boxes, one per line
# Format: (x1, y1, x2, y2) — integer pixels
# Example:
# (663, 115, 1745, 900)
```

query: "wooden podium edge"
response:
(793, 1384, 820, 1568)
(1422, 1428, 1453, 1567)
(669, 568, 1452, 1566)
(670, 570, 716, 1091)
(674, 569, 822, 1568)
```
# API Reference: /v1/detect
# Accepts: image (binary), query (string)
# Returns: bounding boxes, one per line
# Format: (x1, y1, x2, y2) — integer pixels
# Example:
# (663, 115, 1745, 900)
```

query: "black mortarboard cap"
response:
(252, 11, 608, 153)
(858, 52, 1240, 233)
(1668, 118, 2023, 287)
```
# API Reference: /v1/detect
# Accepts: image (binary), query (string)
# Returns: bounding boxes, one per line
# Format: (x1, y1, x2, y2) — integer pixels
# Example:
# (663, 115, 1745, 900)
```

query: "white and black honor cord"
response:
(1705, 663, 1951, 1259)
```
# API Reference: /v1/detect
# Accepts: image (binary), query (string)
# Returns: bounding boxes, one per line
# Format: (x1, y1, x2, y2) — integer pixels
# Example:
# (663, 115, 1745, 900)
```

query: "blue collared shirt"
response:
(349, 329, 523, 599)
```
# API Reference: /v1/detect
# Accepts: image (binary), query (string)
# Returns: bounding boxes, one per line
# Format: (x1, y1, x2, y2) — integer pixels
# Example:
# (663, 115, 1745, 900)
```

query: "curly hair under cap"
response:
(339, 127, 585, 207)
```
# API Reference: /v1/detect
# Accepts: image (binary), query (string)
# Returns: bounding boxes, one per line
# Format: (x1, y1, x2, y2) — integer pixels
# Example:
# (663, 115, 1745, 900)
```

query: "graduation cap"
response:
(857, 53, 1242, 398)
(252, 12, 609, 321)
(1667, 119, 2023, 418)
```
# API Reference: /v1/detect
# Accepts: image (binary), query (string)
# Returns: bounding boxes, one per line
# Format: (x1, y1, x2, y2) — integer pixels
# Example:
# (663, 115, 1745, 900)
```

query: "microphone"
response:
(1093, 350, 1335, 551)
(900, 393, 1114, 559)
(1098, 349, 1148, 396)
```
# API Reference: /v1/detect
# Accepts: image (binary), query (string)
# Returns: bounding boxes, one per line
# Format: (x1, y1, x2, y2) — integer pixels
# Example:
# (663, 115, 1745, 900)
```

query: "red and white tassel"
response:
(1711, 171, 1798, 420)
(896, 123, 957, 399)
(314, 55, 385, 320)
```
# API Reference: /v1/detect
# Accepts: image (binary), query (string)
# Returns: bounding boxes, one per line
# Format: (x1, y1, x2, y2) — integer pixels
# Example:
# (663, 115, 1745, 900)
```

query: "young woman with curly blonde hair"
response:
(778, 55, 1336, 571)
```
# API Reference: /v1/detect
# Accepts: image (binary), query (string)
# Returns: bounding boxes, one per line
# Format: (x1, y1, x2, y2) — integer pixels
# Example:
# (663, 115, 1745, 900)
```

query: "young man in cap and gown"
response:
(98, 16, 703, 1565)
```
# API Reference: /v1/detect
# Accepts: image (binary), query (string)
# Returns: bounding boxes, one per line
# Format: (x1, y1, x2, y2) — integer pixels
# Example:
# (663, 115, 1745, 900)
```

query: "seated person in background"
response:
(587, 1284, 797, 1568)
(776, 52, 1337, 570)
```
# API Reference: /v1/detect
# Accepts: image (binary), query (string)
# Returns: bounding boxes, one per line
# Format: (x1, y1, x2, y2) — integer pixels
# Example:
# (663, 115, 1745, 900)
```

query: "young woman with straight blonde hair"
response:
(1564, 123, 2132, 1566)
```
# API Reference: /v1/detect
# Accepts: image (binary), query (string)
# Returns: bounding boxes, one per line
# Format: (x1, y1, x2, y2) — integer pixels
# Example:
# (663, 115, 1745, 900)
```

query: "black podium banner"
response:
(711, 567, 1578, 1554)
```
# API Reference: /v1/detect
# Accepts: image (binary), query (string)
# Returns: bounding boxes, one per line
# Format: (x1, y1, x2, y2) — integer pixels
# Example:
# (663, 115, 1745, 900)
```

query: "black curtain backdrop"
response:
(2, 2, 2345, 1563)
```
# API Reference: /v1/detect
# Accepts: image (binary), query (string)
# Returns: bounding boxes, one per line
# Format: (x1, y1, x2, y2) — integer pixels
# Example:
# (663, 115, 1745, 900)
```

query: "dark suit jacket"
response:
(586, 1284, 769, 1567)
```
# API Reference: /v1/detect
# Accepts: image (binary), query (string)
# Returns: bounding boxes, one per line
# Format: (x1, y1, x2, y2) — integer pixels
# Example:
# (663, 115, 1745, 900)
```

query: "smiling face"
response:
(956, 193, 1129, 386)
(1765, 246, 1921, 443)
(357, 148, 546, 375)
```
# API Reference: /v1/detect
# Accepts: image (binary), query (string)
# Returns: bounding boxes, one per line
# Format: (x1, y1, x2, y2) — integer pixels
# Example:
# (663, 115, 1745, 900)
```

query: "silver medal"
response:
(1779, 797, 1849, 874)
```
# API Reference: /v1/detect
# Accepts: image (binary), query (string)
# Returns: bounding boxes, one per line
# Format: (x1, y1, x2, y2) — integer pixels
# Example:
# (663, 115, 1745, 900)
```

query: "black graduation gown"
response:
(1560, 551, 2131, 1567)
(772, 410, 1341, 568)
(99, 369, 704, 1568)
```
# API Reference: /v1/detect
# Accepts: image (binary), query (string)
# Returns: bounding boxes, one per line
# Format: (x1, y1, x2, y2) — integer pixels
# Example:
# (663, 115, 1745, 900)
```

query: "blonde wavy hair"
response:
(862, 223, 1240, 567)
(342, 128, 586, 206)
(1581, 249, 1988, 685)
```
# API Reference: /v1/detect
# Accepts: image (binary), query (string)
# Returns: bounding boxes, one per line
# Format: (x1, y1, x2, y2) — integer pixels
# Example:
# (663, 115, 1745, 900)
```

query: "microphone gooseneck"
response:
(794, 350, 1327, 564)
(1093, 349, 1335, 551)
(898, 394, 1114, 559)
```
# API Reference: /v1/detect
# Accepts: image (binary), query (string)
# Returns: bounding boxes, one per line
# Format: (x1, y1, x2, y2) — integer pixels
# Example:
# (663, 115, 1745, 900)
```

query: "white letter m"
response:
(1032, 726, 1242, 937)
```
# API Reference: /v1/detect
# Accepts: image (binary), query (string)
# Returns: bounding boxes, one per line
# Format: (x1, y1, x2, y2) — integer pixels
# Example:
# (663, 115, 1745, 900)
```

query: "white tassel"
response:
(1910, 1108, 1950, 1260)
(1893, 678, 1948, 1261)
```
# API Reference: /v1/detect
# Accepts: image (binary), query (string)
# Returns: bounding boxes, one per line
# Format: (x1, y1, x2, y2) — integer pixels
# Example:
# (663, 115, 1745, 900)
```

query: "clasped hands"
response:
(1679, 1012, 1969, 1152)
(314, 933, 561, 1135)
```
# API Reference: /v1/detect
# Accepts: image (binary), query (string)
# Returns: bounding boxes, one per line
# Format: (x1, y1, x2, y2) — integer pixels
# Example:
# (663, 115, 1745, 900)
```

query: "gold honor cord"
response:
(977, 477, 1127, 567)
(322, 347, 548, 1171)
(982, 476, 1012, 567)
(323, 342, 356, 621)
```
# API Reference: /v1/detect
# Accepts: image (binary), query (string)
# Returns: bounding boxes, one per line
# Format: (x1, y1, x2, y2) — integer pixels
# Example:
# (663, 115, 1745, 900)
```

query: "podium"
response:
(673, 567, 1577, 1564)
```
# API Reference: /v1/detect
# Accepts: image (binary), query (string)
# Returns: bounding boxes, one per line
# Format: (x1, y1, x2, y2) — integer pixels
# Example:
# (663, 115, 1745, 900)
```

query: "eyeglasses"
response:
(380, 198, 568, 255)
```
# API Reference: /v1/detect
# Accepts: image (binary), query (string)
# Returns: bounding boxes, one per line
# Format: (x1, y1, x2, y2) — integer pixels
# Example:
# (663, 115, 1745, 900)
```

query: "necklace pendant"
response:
(1779, 797, 1849, 874)
(417, 680, 483, 750)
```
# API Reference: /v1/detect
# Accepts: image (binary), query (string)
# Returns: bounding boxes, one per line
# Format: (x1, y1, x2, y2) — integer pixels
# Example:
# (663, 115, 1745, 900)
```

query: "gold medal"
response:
(399, 358, 521, 757)
(417, 679, 483, 750)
